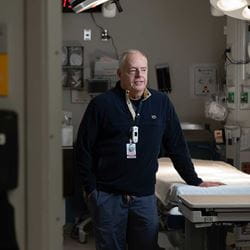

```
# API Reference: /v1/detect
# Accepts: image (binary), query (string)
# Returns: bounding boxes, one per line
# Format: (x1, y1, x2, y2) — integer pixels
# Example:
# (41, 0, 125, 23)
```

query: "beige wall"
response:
(0, 0, 25, 248)
(62, 0, 226, 136)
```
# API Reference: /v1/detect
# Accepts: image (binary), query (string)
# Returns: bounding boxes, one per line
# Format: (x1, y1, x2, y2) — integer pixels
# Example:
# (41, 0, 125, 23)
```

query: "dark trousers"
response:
(88, 191, 159, 250)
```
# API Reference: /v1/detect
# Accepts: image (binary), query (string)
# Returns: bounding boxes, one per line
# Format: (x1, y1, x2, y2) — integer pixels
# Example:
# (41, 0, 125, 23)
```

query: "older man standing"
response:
(76, 49, 222, 250)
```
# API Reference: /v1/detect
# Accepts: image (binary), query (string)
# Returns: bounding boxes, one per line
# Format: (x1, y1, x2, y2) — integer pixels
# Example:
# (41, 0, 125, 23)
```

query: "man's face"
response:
(118, 52, 148, 95)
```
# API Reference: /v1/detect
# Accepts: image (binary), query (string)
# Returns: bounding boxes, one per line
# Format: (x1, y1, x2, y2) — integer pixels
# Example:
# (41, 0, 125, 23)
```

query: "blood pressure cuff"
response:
(0, 192, 19, 250)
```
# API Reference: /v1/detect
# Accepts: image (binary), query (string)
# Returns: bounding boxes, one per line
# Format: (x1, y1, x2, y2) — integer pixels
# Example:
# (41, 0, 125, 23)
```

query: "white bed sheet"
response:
(156, 158, 250, 207)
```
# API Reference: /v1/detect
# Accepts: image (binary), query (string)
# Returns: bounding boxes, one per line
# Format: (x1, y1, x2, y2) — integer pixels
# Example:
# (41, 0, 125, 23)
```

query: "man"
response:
(76, 49, 223, 250)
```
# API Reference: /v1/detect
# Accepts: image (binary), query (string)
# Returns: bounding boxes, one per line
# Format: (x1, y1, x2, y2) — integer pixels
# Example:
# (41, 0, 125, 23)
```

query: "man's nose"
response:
(135, 69, 141, 77)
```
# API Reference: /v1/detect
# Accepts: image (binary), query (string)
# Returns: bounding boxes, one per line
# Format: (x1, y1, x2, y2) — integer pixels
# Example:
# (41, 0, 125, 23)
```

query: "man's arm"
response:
(162, 98, 224, 187)
(162, 98, 202, 186)
(75, 100, 100, 195)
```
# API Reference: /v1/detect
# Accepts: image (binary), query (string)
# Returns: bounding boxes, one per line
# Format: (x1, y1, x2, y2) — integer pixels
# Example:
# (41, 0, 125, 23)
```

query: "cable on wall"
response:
(90, 12, 119, 59)
(224, 48, 250, 65)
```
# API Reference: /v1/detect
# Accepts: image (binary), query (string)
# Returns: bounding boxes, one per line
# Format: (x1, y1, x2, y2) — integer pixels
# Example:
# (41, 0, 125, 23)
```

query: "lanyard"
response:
(124, 89, 151, 145)
(125, 92, 143, 125)
(125, 92, 143, 143)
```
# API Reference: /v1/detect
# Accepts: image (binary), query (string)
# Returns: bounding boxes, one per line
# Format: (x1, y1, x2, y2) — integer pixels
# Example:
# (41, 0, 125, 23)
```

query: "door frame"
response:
(25, 0, 63, 249)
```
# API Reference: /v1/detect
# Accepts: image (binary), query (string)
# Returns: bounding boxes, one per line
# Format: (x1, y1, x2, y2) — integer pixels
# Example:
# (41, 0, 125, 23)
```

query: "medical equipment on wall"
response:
(62, 44, 84, 89)
(225, 125, 241, 167)
(224, 125, 250, 171)
(86, 78, 110, 96)
(222, 18, 250, 170)
(94, 56, 119, 88)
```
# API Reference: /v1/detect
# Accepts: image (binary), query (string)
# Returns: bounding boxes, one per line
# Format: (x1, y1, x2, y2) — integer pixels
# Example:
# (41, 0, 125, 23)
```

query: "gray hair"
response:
(118, 49, 148, 69)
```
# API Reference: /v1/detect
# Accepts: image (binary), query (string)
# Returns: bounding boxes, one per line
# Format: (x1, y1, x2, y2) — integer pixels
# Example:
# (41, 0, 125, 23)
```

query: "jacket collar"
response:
(115, 81, 151, 101)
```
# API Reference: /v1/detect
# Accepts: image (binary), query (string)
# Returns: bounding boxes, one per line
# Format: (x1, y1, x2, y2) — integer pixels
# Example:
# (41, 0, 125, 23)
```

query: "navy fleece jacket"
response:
(76, 82, 202, 196)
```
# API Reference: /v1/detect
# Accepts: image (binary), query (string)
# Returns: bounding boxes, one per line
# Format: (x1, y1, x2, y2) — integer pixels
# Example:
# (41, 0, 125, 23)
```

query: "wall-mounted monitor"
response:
(87, 79, 110, 95)
(155, 64, 172, 93)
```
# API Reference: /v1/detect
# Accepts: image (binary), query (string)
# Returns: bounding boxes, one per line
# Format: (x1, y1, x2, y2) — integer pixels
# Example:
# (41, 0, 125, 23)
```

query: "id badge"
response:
(126, 143, 136, 159)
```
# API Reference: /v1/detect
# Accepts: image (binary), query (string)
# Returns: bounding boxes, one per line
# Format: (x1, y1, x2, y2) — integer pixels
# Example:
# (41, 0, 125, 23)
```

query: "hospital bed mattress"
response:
(156, 158, 250, 208)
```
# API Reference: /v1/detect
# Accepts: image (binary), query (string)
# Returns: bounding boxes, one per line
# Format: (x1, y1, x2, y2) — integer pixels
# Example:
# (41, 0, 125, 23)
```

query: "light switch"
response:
(83, 29, 91, 41)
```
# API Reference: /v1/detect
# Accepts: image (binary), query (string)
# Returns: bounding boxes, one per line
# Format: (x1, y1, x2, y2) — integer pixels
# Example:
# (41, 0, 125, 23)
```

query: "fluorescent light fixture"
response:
(70, 0, 110, 13)
(217, 0, 247, 11)
(242, 5, 250, 18)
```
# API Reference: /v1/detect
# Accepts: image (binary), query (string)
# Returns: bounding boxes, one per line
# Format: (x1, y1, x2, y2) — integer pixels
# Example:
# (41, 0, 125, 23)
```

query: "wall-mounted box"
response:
(227, 86, 237, 109)
(190, 64, 217, 97)
(240, 85, 250, 109)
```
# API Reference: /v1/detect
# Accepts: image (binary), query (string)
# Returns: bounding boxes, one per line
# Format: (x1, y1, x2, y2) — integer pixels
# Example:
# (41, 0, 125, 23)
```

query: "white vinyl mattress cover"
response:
(155, 158, 250, 207)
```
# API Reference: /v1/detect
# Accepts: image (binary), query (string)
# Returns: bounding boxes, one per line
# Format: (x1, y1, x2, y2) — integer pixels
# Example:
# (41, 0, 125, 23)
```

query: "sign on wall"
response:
(0, 23, 8, 96)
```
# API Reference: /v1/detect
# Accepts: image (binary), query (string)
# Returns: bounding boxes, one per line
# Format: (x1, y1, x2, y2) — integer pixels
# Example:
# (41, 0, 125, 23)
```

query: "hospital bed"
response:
(156, 158, 250, 250)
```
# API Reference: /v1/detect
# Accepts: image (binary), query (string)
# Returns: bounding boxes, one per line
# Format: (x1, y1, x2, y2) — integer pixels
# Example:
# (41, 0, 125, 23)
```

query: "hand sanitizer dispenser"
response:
(62, 111, 73, 147)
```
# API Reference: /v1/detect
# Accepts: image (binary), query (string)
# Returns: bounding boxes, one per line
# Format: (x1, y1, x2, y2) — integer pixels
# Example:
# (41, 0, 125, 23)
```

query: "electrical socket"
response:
(101, 29, 109, 41)
(83, 29, 91, 41)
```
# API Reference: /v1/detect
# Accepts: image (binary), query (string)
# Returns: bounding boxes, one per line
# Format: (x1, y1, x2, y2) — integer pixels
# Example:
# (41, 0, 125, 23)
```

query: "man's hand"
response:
(199, 181, 225, 187)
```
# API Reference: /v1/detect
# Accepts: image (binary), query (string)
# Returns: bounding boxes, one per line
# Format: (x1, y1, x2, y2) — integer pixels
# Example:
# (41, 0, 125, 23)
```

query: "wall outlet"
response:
(101, 29, 109, 41)
(83, 29, 91, 41)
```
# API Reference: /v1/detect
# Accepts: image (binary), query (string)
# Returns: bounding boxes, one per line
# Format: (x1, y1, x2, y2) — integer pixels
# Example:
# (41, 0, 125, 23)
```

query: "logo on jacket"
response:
(151, 115, 157, 119)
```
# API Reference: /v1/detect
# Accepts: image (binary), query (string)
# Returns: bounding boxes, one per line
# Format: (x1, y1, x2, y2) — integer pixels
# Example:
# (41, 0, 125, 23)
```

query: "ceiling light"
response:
(70, 0, 110, 13)
(210, 0, 250, 20)
(217, 0, 247, 11)
(210, 5, 225, 16)
(242, 5, 250, 18)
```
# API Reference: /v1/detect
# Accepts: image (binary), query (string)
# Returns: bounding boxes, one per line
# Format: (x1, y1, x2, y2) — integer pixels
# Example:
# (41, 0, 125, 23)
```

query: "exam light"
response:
(70, 0, 110, 13)
(217, 0, 247, 11)
(242, 5, 250, 18)
(210, 5, 224, 16)
(210, 0, 250, 20)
